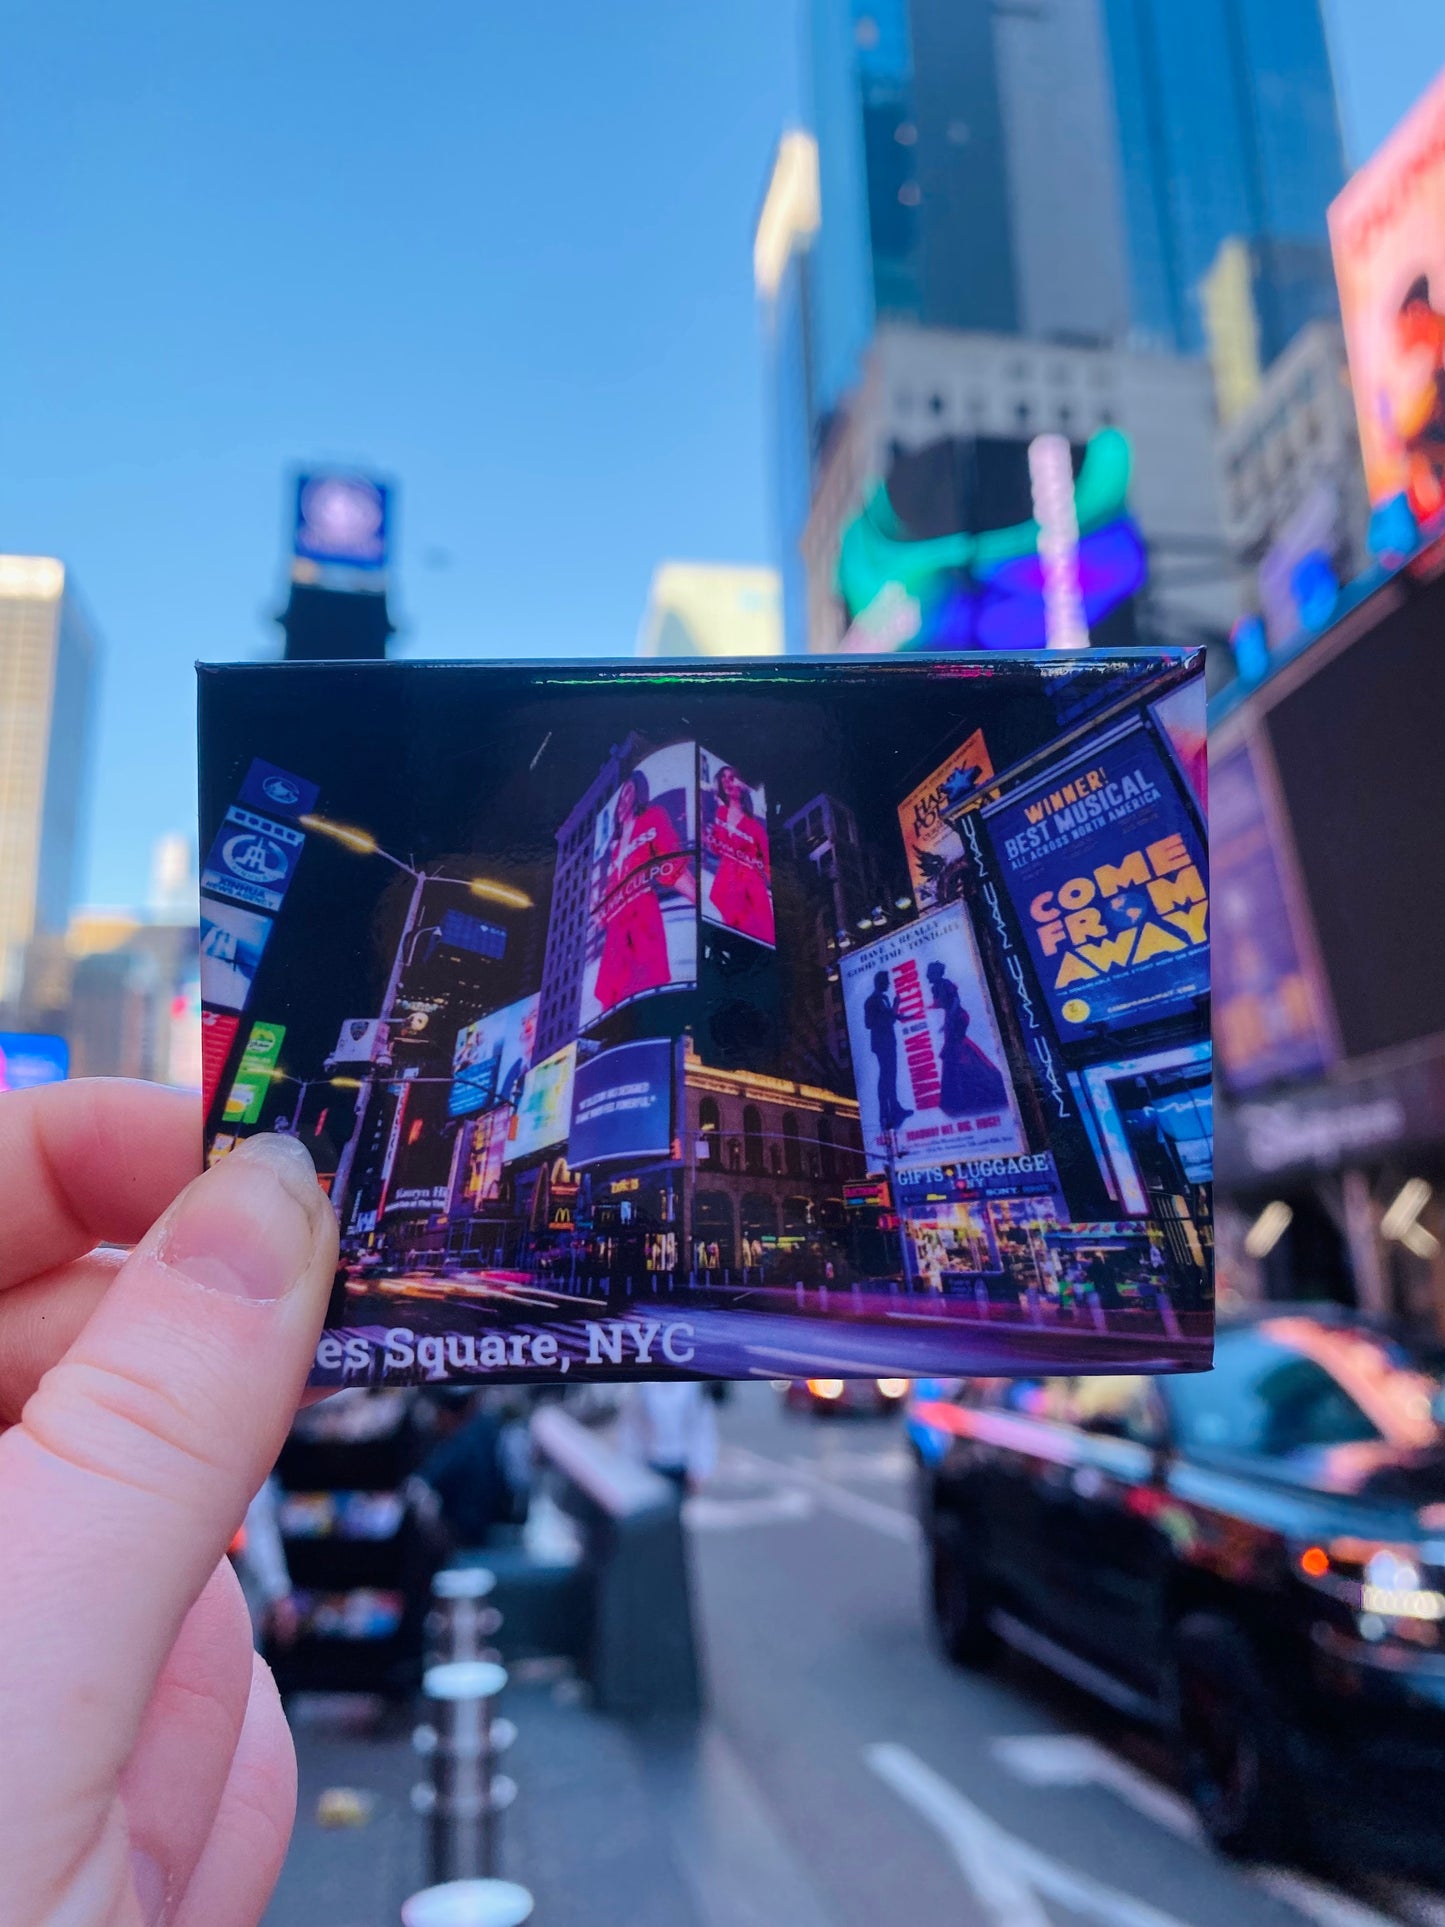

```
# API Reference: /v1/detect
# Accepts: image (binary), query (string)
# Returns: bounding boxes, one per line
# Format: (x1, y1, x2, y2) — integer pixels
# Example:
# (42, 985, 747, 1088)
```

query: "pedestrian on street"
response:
(0, 1079, 340, 1927)
(616, 1381, 719, 1494)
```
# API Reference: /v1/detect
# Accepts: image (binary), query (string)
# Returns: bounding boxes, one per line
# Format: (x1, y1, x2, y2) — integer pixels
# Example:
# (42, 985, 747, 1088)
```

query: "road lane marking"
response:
(992, 1732, 1411, 1927)
(991, 1734, 1197, 1841)
(684, 1488, 815, 1531)
(866, 1742, 1197, 1927)
(722, 1444, 919, 1543)
(1253, 1872, 1408, 1927)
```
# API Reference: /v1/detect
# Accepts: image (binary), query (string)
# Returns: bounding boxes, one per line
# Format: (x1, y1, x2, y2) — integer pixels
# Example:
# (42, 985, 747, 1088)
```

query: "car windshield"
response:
(1166, 1319, 1443, 1460)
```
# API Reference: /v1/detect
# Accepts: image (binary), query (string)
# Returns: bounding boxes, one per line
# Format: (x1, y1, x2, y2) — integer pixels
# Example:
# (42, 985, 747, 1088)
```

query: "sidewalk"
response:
(267, 1669, 836, 1927)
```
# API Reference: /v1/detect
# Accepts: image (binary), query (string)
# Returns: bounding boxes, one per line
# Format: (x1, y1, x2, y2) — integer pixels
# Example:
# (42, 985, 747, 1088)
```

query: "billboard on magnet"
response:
(201, 806, 304, 914)
(223, 1021, 286, 1127)
(1080, 1043, 1213, 1219)
(579, 743, 697, 1026)
(699, 747, 775, 946)
(898, 730, 994, 910)
(506, 1044, 577, 1163)
(451, 994, 539, 1119)
(200, 895, 274, 1010)
(840, 902, 1024, 1168)
(200, 1009, 241, 1114)
(568, 1039, 674, 1167)
(986, 725, 1208, 1036)
(237, 759, 319, 822)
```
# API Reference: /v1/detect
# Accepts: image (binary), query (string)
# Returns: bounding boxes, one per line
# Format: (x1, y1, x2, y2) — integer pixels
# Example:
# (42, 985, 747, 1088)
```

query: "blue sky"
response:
(0, 1, 1440, 906)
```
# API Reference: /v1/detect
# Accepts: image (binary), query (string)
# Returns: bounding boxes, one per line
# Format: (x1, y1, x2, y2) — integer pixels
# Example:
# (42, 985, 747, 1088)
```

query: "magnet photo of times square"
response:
(197, 650, 1210, 1388)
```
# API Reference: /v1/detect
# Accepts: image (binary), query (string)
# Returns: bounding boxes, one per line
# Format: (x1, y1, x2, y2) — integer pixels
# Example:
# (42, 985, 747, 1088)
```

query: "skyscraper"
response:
(763, 0, 1346, 653)
(800, 0, 1344, 388)
(803, 0, 1132, 424)
(1102, 0, 1346, 355)
(0, 556, 97, 1008)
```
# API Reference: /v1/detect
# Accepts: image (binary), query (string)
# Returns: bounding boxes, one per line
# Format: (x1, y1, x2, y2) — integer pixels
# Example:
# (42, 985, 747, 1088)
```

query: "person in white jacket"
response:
(617, 1382, 719, 1493)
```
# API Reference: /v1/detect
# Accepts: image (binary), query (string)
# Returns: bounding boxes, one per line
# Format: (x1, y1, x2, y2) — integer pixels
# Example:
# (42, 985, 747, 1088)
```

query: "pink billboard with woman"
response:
(580, 742, 698, 1025)
(699, 747, 775, 947)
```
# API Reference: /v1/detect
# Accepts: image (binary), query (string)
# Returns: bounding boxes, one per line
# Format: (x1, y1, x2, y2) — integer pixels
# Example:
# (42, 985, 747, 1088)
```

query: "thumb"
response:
(0, 1132, 337, 1873)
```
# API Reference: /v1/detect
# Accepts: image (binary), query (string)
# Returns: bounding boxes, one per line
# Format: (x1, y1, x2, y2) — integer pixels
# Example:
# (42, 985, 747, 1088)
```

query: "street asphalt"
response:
(266, 1384, 1445, 1927)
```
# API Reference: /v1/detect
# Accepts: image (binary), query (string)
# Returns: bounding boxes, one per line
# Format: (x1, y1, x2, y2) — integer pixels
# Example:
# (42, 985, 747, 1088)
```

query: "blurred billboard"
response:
(1212, 740, 1335, 1095)
(636, 563, 782, 656)
(293, 472, 390, 572)
(1330, 68, 1445, 518)
(0, 1031, 68, 1091)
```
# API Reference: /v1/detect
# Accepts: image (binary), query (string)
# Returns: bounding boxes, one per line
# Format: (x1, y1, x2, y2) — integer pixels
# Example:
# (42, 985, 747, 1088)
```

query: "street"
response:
(687, 1388, 1433, 1927)
(271, 1384, 1445, 1927)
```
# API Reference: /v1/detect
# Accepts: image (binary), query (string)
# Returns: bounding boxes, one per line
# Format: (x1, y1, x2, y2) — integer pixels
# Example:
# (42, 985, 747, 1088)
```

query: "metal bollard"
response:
(415, 1660, 515, 1885)
(431, 1567, 502, 1664)
(400, 1877, 534, 1926)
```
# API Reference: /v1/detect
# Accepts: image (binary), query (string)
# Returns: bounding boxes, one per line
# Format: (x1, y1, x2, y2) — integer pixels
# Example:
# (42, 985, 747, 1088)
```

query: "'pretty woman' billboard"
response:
(840, 902, 1023, 1168)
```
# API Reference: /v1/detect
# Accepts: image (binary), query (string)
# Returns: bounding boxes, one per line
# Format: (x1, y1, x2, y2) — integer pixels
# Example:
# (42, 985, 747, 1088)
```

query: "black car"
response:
(911, 1309, 1445, 1867)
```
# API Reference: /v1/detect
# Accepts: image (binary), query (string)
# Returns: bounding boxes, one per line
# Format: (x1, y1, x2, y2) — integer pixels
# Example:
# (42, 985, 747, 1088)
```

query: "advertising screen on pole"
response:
(699, 747, 775, 946)
(840, 902, 1024, 1167)
(985, 725, 1207, 1036)
(579, 743, 698, 1026)
(199, 653, 1212, 1387)
(1212, 741, 1334, 1094)
(1329, 68, 1445, 516)
(897, 730, 994, 910)
(568, 1039, 674, 1168)
(451, 994, 539, 1119)
(293, 472, 390, 571)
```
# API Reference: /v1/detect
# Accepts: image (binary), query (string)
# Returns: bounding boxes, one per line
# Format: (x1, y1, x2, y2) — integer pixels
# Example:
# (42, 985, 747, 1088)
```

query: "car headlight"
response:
(876, 1378, 909, 1400)
(807, 1378, 846, 1401)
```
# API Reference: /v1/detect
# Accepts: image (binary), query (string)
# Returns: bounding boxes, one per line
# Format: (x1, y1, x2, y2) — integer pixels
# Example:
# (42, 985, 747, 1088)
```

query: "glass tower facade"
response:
(806, 0, 1023, 424)
(807, 0, 1345, 379)
(1101, 0, 1346, 354)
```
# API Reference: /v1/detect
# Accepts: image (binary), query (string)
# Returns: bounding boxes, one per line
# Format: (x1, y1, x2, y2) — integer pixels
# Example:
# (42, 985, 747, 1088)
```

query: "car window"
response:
(1166, 1330, 1382, 1459)
(1071, 1376, 1167, 1447)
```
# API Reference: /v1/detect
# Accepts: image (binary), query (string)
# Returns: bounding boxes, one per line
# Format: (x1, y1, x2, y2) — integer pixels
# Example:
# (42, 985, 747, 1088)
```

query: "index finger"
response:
(0, 1080, 201, 1291)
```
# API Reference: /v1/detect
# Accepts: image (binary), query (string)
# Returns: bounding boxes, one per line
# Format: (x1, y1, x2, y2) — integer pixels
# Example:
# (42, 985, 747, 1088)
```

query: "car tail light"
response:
(1293, 1538, 1445, 1626)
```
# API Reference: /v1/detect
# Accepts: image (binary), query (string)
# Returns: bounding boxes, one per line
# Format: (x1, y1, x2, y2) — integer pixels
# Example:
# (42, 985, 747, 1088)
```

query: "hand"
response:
(0, 1079, 338, 1927)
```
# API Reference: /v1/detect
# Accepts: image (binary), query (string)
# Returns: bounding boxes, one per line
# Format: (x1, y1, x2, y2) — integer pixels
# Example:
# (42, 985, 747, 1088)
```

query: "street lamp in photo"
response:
(299, 815, 533, 1223)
